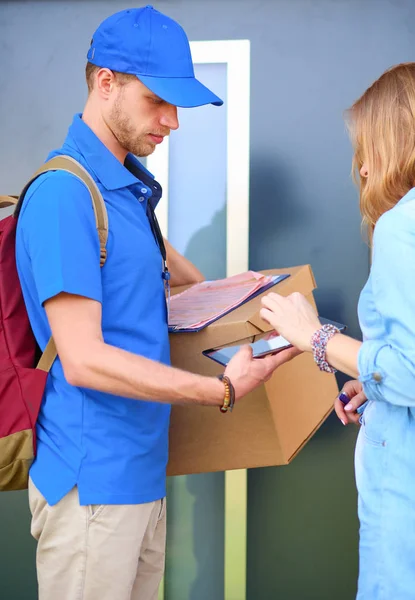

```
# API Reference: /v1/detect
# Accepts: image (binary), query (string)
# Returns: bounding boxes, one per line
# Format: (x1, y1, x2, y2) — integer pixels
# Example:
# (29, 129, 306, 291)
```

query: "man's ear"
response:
(95, 68, 116, 99)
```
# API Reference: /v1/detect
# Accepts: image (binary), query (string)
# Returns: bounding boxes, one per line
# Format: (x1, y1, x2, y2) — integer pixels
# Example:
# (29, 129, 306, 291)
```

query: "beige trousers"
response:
(28, 478, 166, 600)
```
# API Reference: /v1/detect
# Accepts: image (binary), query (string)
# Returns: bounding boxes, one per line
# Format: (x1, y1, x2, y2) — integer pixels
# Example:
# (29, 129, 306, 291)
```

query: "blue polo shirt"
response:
(16, 114, 171, 506)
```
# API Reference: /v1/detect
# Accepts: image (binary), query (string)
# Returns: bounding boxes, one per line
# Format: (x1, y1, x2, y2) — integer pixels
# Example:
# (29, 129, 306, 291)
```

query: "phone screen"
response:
(203, 317, 346, 367)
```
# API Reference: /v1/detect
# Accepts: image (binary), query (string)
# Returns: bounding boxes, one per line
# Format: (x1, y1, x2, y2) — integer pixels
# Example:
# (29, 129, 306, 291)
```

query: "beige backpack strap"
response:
(0, 195, 18, 208)
(22, 155, 108, 373)
(29, 155, 108, 265)
(37, 338, 58, 373)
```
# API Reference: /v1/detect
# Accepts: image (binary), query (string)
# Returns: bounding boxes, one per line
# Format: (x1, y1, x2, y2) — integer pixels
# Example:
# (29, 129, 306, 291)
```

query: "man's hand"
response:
(224, 344, 301, 401)
(334, 379, 367, 425)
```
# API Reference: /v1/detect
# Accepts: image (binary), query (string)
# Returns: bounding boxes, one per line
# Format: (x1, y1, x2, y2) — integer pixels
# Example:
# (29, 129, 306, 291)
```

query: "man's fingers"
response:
(240, 344, 253, 359)
(279, 346, 302, 362)
(236, 344, 253, 361)
(267, 346, 301, 369)
(258, 347, 301, 383)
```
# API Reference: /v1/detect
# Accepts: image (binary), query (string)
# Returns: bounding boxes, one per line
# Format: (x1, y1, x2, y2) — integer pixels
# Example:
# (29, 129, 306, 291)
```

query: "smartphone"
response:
(202, 317, 347, 367)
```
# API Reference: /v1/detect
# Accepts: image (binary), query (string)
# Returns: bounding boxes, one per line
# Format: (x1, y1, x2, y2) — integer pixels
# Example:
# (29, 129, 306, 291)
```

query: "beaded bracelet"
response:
(217, 374, 235, 413)
(310, 324, 340, 373)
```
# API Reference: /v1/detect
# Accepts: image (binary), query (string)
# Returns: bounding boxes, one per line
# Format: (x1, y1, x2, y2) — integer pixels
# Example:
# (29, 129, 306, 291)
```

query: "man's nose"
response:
(160, 104, 179, 131)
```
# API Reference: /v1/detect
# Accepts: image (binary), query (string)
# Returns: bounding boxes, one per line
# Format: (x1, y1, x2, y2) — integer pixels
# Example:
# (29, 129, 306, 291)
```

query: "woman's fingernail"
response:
(344, 403, 353, 411)
(341, 419, 346, 426)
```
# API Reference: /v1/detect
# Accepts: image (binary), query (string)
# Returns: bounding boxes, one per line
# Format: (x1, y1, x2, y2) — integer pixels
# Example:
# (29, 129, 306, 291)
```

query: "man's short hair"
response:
(85, 62, 136, 93)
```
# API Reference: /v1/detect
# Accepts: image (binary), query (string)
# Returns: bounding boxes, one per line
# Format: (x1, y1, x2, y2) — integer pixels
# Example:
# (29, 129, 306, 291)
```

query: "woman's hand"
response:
(260, 292, 321, 352)
(334, 379, 367, 425)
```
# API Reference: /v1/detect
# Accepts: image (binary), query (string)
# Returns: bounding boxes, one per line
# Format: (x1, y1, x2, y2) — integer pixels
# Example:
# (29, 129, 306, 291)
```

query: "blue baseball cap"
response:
(87, 5, 223, 108)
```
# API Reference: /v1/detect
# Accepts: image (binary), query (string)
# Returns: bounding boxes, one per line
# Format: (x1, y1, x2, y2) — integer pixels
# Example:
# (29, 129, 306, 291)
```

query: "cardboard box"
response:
(167, 265, 339, 476)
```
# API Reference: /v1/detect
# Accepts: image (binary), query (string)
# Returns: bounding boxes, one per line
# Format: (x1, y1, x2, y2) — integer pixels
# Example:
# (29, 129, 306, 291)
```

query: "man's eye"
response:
(151, 97, 163, 105)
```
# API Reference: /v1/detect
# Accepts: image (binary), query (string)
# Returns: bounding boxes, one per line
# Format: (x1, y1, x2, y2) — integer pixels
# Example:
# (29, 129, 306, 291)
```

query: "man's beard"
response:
(109, 98, 155, 158)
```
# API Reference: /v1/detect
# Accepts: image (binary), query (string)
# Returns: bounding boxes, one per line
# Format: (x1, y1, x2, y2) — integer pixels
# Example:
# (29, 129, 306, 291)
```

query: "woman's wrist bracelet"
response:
(310, 324, 340, 373)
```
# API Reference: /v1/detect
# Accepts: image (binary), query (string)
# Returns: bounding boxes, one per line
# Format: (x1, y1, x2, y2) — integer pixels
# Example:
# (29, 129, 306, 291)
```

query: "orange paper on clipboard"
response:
(168, 271, 287, 332)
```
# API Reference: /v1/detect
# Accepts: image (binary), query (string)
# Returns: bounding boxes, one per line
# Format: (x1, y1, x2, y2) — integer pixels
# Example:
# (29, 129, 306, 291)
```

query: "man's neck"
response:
(82, 100, 128, 164)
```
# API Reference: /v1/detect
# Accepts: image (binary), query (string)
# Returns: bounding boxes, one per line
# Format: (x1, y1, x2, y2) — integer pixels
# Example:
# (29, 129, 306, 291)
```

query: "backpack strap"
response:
(19, 156, 108, 266)
(17, 155, 108, 373)
(0, 196, 18, 208)
(37, 338, 59, 373)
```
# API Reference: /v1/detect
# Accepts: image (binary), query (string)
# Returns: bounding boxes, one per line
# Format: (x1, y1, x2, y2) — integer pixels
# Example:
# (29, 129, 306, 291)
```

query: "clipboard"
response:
(168, 273, 290, 333)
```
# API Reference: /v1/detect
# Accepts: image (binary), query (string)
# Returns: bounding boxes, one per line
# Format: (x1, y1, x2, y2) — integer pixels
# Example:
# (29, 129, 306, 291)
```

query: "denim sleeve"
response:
(358, 202, 415, 406)
(18, 170, 102, 306)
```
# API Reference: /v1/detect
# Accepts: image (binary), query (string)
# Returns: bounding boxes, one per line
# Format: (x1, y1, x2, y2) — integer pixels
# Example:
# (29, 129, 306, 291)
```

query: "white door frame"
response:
(149, 39, 251, 600)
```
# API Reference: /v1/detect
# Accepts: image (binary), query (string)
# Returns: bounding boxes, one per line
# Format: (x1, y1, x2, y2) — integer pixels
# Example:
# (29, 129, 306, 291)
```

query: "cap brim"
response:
(136, 75, 223, 108)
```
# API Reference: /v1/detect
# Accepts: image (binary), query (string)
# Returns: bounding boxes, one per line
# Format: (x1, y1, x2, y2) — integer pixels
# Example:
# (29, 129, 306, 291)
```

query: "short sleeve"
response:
(18, 171, 103, 306)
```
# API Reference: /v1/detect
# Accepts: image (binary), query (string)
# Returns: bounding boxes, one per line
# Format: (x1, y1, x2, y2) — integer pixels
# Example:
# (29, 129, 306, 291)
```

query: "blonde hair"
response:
(346, 63, 415, 242)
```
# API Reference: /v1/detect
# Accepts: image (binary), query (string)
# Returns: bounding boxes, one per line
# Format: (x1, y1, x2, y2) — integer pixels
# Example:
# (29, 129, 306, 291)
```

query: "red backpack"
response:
(0, 155, 108, 491)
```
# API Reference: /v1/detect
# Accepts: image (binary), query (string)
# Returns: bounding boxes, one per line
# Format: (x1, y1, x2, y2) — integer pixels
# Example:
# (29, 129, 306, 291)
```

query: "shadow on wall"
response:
(249, 155, 316, 270)
(164, 206, 228, 600)
(184, 203, 227, 282)
(185, 208, 227, 600)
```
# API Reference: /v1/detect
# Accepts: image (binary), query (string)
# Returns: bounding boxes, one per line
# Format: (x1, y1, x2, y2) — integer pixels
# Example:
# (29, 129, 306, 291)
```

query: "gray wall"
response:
(1, 0, 414, 598)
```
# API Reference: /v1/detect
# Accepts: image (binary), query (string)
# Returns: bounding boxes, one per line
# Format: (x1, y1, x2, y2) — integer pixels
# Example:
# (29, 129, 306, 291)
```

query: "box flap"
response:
(264, 351, 338, 460)
(287, 405, 333, 463)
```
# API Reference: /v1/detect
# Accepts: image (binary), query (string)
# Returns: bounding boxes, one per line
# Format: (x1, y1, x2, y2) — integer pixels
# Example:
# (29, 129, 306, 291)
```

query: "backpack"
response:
(0, 155, 108, 491)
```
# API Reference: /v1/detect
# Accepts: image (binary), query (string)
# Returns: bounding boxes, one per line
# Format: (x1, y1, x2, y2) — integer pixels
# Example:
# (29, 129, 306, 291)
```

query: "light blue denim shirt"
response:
(357, 187, 415, 406)
(354, 187, 415, 599)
